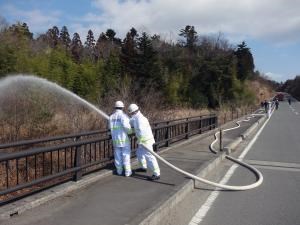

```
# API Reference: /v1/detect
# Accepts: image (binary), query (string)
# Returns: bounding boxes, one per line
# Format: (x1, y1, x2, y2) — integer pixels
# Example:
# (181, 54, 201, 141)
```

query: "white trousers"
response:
(114, 146, 132, 176)
(267, 108, 271, 118)
(136, 144, 160, 176)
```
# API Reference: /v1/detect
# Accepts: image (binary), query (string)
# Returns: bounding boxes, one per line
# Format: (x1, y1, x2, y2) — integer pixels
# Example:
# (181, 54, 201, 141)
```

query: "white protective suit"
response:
(130, 111, 160, 176)
(109, 109, 132, 176)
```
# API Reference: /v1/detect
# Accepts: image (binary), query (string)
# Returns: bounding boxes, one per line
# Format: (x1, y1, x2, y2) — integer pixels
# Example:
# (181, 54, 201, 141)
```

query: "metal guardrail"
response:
(0, 115, 213, 151)
(217, 106, 257, 125)
(0, 130, 109, 151)
(0, 114, 217, 205)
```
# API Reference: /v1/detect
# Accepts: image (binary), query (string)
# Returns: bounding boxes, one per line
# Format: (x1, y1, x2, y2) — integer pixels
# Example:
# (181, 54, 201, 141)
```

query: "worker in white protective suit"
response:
(109, 101, 133, 177)
(128, 103, 160, 180)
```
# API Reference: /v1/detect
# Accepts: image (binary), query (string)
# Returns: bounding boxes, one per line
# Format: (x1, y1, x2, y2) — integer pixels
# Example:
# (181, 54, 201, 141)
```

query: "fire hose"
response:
(140, 109, 271, 191)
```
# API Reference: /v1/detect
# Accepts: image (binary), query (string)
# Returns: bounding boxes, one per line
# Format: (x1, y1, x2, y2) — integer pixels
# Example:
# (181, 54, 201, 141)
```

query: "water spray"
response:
(0, 75, 109, 120)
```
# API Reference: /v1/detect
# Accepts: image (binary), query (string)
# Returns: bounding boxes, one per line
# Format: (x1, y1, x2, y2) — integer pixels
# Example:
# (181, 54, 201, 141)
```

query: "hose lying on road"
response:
(141, 110, 269, 191)
(209, 114, 258, 154)
(141, 143, 263, 191)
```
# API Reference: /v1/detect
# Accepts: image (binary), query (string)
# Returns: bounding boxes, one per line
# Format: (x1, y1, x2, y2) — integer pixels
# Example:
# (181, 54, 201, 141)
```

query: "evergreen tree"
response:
(120, 29, 139, 78)
(59, 26, 71, 51)
(95, 32, 108, 60)
(179, 25, 198, 50)
(234, 41, 254, 81)
(136, 32, 161, 87)
(9, 22, 33, 39)
(105, 29, 116, 42)
(85, 29, 95, 48)
(71, 32, 83, 63)
(129, 27, 138, 39)
(46, 26, 60, 48)
(0, 43, 16, 77)
(101, 53, 121, 96)
(84, 29, 96, 61)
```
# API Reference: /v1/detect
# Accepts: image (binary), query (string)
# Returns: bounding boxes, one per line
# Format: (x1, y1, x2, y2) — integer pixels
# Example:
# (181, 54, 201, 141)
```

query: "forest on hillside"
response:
(0, 20, 265, 108)
(0, 18, 279, 142)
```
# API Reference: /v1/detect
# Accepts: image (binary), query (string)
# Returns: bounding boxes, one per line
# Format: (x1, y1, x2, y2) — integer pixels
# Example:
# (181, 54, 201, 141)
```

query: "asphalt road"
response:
(192, 100, 300, 225)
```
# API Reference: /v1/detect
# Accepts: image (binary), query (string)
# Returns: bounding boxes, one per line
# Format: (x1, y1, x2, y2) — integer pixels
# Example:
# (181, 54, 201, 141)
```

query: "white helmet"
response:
(115, 101, 124, 108)
(128, 103, 139, 113)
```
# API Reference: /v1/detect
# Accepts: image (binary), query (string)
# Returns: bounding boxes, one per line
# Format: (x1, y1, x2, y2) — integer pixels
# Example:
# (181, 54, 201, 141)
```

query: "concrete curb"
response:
(224, 136, 243, 153)
(241, 115, 266, 140)
(224, 115, 266, 153)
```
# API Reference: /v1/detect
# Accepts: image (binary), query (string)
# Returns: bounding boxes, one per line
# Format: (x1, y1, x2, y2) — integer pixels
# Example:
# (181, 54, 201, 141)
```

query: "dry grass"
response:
(247, 80, 275, 104)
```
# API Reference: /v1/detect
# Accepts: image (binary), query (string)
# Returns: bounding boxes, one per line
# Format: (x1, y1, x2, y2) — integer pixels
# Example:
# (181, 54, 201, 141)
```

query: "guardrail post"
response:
(219, 128, 223, 151)
(215, 115, 218, 128)
(165, 122, 170, 147)
(185, 118, 189, 139)
(73, 137, 82, 181)
(153, 143, 158, 152)
(154, 124, 159, 152)
(199, 116, 202, 134)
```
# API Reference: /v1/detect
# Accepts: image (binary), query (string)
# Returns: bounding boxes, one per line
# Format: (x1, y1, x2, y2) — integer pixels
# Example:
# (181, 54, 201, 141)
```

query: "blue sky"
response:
(1, 0, 299, 82)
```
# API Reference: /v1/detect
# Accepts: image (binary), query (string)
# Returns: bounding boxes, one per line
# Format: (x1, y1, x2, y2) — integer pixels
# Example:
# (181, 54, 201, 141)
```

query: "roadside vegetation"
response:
(0, 19, 278, 142)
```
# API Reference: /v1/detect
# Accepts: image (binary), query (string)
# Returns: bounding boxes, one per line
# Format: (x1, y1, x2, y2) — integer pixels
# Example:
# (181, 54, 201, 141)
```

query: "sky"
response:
(0, 0, 299, 82)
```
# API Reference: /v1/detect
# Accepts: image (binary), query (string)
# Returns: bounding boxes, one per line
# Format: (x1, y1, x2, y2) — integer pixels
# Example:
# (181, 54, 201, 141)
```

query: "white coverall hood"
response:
(109, 109, 132, 147)
(130, 111, 155, 146)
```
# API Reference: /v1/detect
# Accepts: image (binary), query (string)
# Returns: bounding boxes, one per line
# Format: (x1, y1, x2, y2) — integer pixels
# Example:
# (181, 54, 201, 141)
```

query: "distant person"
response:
(109, 101, 133, 177)
(263, 100, 269, 113)
(275, 99, 279, 110)
(128, 103, 161, 181)
(288, 98, 291, 105)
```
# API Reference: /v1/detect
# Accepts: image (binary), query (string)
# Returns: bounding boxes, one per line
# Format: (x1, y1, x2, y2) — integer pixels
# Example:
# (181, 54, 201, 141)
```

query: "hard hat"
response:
(115, 101, 124, 108)
(128, 103, 139, 113)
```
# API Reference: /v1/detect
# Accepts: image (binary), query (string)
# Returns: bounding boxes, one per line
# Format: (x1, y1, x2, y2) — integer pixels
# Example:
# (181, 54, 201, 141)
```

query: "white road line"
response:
(246, 160, 300, 169)
(246, 160, 300, 172)
(251, 165, 300, 172)
(188, 111, 273, 225)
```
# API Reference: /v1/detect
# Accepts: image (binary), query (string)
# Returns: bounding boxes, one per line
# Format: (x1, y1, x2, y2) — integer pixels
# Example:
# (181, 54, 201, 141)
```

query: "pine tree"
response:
(179, 25, 198, 50)
(84, 29, 96, 61)
(95, 32, 108, 60)
(71, 32, 83, 62)
(46, 26, 60, 48)
(136, 32, 161, 88)
(234, 41, 254, 81)
(105, 29, 116, 42)
(59, 26, 71, 51)
(120, 30, 138, 78)
(129, 27, 138, 39)
(85, 30, 95, 48)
